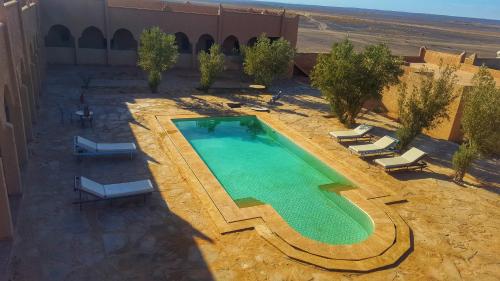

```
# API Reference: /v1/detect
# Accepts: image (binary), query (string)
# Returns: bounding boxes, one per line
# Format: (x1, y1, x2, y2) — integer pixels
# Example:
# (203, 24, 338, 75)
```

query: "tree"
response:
(198, 44, 225, 90)
(138, 27, 178, 93)
(396, 64, 458, 150)
(242, 34, 295, 87)
(452, 66, 500, 182)
(310, 39, 403, 127)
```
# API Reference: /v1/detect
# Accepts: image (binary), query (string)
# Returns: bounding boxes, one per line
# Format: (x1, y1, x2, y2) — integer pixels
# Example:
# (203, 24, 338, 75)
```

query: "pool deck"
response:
(157, 113, 410, 271)
(3, 65, 499, 280)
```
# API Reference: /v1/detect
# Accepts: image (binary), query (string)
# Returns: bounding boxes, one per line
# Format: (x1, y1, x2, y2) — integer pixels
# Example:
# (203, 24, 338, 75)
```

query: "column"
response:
(1, 123, 22, 195)
(0, 158, 14, 240)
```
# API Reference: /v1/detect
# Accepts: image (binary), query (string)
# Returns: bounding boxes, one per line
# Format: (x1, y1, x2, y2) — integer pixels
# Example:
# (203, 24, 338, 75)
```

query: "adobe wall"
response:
(41, 0, 299, 69)
(380, 66, 467, 142)
(0, 0, 43, 240)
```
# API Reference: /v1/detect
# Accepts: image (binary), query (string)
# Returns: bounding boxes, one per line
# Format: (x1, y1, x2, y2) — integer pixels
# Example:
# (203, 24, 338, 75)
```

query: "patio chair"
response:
(73, 136, 137, 159)
(374, 147, 428, 172)
(348, 136, 398, 158)
(268, 90, 283, 105)
(329, 124, 373, 142)
(74, 176, 154, 209)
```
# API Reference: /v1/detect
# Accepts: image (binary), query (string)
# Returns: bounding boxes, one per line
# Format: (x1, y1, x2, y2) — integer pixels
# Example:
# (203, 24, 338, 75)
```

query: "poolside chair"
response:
(348, 136, 398, 158)
(374, 147, 428, 172)
(268, 90, 283, 105)
(73, 136, 137, 159)
(329, 125, 373, 142)
(74, 176, 154, 209)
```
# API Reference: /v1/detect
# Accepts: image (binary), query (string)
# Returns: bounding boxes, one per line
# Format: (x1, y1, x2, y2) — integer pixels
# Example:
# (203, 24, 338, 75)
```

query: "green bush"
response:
(452, 66, 500, 181)
(396, 64, 457, 150)
(452, 144, 477, 182)
(138, 27, 178, 93)
(243, 34, 295, 87)
(310, 39, 403, 128)
(198, 44, 225, 91)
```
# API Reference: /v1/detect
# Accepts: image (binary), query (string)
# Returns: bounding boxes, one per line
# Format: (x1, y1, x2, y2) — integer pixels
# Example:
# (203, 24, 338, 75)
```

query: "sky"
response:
(252, 0, 500, 20)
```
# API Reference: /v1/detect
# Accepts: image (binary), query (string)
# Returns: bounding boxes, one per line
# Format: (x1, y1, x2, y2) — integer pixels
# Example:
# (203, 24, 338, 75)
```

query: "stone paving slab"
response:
(3, 65, 499, 280)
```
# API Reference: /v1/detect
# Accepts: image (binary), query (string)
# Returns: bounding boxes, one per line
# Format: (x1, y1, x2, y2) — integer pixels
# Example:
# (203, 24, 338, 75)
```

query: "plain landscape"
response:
(198, 0, 500, 56)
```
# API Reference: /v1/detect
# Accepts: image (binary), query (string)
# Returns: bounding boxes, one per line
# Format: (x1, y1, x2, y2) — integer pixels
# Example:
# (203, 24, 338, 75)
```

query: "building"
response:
(0, 0, 299, 240)
(295, 48, 500, 142)
(41, 0, 299, 68)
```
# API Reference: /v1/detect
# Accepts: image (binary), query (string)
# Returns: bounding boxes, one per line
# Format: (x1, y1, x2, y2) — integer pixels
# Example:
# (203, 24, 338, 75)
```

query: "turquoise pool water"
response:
(173, 116, 373, 245)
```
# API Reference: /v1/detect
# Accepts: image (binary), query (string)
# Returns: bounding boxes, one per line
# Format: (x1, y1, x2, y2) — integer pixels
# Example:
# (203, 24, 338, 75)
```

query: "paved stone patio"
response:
(3, 65, 499, 280)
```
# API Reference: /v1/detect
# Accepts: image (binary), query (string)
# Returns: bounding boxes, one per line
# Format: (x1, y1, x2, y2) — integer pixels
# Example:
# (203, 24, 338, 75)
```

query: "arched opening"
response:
(196, 34, 214, 53)
(175, 32, 192, 54)
(45, 25, 75, 47)
(247, 37, 258, 47)
(111, 29, 137, 50)
(222, 35, 240, 55)
(78, 26, 106, 49)
(268, 36, 280, 42)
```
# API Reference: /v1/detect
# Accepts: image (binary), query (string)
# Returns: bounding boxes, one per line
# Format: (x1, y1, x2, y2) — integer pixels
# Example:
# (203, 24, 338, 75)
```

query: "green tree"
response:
(198, 44, 225, 91)
(138, 27, 178, 93)
(396, 64, 458, 150)
(452, 66, 500, 182)
(242, 34, 295, 87)
(310, 39, 403, 127)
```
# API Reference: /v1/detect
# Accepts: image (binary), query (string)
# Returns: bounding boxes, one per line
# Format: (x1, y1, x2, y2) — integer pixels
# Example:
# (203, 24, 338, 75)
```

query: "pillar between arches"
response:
(0, 158, 14, 240)
(1, 123, 22, 195)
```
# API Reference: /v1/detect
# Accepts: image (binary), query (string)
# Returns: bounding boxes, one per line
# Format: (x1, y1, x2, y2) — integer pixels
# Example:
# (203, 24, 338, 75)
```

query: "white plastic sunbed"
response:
(74, 176, 154, 208)
(374, 147, 428, 172)
(73, 136, 137, 159)
(329, 125, 373, 142)
(348, 136, 398, 157)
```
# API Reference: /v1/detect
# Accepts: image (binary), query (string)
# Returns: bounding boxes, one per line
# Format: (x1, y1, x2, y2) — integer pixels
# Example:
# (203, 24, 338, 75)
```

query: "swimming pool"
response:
(173, 116, 373, 245)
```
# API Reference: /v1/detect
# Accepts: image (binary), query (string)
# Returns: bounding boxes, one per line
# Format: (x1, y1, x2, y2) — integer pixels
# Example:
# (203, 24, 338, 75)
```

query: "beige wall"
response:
(40, 0, 299, 68)
(0, 0, 43, 240)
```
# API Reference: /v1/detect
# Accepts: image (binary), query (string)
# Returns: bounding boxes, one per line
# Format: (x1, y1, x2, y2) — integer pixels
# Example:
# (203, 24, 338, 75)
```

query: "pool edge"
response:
(154, 112, 412, 272)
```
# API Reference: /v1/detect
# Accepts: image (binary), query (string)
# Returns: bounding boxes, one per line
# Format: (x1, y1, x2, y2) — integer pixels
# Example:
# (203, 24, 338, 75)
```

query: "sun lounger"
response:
(73, 136, 137, 159)
(348, 136, 398, 157)
(374, 147, 428, 172)
(74, 176, 154, 208)
(329, 125, 373, 142)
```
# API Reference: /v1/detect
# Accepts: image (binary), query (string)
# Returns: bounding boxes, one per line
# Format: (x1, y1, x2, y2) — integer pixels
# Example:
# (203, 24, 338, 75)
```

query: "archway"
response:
(45, 25, 75, 47)
(111, 29, 137, 50)
(78, 26, 106, 49)
(196, 34, 214, 53)
(222, 35, 240, 55)
(175, 32, 192, 54)
(247, 37, 257, 47)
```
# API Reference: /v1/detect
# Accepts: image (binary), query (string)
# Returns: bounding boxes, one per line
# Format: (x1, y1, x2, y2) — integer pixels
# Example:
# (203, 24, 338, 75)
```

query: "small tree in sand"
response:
(310, 39, 403, 128)
(138, 27, 178, 93)
(242, 34, 295, 87)
(452, 66, 500, 182)
(396, 64, 458, 150)
(198, 44, 225, 91)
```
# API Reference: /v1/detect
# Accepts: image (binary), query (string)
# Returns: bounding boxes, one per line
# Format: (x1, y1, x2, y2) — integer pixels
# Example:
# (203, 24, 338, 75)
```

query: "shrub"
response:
(310, 39, 403, 128)
(138, 27, 178, 93)
(198, 44, 225, 91)
(452, 66, 500, 181)
(396, 64, 457, 150)
(452, 144, 478, 182)
(242, 34, 295, 87)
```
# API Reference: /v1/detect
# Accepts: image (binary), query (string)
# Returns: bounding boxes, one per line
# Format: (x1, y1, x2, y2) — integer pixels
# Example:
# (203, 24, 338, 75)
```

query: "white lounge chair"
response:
(329, 125, 373, 142)
(374, 147, 428, 172)
(74, 136, 137, 159)
(74, 176, 154, 208)
(348, 136, 398, 157)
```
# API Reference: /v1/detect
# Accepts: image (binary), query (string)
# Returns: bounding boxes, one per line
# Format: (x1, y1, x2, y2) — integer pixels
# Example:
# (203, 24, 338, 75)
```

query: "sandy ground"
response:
(295, 12, 500, 56)
(2, 66, 499, 280)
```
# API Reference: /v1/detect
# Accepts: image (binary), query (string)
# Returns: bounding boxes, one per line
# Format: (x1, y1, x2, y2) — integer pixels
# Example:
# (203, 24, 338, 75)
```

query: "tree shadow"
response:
(8, 65, 216, 280)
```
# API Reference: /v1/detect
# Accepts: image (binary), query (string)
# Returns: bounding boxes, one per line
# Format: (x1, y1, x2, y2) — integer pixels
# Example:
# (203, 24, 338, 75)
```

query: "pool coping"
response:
(153, 112, 412, 271)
